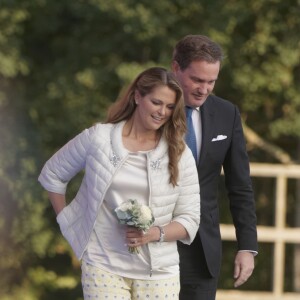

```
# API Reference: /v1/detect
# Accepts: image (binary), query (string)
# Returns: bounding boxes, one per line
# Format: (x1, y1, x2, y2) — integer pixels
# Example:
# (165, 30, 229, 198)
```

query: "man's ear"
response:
(171, 61, 180, 73)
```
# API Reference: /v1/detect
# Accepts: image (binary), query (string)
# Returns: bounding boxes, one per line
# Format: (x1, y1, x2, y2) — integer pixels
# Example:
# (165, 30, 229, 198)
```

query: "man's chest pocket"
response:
(206, 137, 230, 164)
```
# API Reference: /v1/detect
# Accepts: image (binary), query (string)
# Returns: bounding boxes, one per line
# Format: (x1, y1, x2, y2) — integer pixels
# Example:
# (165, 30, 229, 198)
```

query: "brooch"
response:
(110, 151, 121, 167)
(150, 159, 161, 170)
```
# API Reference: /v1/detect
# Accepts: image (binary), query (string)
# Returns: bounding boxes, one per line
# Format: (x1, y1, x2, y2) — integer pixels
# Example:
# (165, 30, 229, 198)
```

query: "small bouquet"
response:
(114, 199, 155, 254)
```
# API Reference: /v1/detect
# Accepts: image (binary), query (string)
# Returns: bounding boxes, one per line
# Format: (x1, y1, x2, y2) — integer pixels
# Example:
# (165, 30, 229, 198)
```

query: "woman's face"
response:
(135, 85, 176, 131)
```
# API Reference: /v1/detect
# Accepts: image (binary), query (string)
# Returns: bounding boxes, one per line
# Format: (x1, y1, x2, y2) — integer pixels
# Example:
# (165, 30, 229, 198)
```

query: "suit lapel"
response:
(199, 96, 215, 167)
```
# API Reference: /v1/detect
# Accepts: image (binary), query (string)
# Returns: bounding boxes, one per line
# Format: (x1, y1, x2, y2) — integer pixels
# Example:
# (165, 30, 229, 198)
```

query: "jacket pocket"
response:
(210, 207, 219, 225)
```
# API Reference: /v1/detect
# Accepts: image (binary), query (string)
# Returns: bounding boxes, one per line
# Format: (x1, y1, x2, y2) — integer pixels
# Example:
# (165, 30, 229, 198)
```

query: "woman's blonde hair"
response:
(105, 67, 187, 186)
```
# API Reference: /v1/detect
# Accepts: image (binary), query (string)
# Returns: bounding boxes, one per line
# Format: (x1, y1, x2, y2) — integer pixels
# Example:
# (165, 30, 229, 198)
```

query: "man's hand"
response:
(233, 251, 255, 288)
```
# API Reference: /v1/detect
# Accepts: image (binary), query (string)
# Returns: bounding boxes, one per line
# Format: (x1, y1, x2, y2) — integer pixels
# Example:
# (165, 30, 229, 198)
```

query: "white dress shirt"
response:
(191, 107, 202, 162)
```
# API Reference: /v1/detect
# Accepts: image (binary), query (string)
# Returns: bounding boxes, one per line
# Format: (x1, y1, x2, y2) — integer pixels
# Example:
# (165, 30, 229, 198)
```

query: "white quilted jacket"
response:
(38, 121, 200, 271)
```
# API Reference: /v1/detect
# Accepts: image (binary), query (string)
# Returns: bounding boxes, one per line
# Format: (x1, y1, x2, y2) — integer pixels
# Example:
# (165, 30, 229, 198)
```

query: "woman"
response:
(38, 67, 200, 299)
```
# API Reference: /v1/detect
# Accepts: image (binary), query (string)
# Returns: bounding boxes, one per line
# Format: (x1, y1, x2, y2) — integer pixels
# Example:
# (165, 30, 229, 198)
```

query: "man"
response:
(172, 35, 258, 300)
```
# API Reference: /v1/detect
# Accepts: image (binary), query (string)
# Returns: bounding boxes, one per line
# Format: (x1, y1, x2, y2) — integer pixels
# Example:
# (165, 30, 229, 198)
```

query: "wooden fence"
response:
(216, 163, 300, 300)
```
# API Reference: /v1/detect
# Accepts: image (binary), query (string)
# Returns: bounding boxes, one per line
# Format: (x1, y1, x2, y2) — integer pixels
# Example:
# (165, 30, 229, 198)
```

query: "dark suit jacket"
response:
(179, 94, 258, 279)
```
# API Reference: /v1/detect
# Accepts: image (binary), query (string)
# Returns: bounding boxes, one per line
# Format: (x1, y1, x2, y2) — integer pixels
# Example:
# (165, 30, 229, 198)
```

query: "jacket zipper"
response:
(146, 152, 153, 277)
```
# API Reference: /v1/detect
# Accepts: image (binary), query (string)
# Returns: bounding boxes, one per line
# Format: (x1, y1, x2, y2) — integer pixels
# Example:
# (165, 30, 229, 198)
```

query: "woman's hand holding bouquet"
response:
(114, 199, 155, 254)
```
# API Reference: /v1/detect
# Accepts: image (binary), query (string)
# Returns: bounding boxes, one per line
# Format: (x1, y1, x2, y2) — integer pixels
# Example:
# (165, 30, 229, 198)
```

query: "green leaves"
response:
(0, 5, 29, 77)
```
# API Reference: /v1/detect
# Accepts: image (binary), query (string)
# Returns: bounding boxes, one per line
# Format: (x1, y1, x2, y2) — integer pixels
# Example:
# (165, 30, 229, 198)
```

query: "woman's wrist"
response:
(156, 226, 165, 243)
(149, 226, 161, 242)
(150, 226, 165, 243)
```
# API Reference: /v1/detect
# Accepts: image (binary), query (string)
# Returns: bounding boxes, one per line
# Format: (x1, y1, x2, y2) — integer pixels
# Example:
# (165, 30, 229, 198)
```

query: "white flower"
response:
(119, 201, 133, 212)
(139, 205, 153, 223)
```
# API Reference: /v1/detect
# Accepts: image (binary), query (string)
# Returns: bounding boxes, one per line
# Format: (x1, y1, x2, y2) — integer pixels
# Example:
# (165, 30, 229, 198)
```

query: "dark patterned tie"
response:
(185, 106, 197, 161)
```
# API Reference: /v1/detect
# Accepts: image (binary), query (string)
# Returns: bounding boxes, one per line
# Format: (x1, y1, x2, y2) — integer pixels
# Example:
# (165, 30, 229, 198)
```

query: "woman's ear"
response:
(134, 90, 141, 105)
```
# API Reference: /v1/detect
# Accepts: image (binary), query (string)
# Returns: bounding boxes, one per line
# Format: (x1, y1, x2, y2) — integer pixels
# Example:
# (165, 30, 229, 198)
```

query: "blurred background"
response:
(0, 0, 300, 299)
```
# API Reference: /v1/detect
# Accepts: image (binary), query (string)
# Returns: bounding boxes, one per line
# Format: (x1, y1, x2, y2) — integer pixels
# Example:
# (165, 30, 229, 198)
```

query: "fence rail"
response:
(216, 163, 300, 300)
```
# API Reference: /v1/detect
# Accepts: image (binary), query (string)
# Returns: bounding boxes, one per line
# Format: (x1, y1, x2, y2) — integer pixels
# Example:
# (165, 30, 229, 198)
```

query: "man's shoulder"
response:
(207, 94, 235, 109)
(204, 95, 238, 117)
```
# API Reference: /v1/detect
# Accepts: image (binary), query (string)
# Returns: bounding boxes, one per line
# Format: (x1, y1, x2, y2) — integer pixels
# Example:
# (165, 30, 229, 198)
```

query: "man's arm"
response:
(223, 106, 258, 287)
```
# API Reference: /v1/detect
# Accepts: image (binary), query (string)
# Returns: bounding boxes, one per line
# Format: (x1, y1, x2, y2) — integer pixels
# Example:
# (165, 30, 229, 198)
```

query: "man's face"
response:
(172, 60, 220, 108)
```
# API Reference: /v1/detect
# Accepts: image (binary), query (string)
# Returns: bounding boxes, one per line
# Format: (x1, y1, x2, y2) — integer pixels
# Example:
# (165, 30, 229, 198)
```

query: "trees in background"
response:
(0, 0, 299, 298)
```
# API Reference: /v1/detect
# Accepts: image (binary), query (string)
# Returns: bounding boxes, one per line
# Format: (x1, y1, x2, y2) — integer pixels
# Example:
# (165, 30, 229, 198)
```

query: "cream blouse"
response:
(82, 151, 178, 279)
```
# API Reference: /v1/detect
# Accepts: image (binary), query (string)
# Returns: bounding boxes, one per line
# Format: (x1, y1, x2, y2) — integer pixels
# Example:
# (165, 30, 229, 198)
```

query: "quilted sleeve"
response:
(172, 147, 201, 244)
(38, 126, 97, 194)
